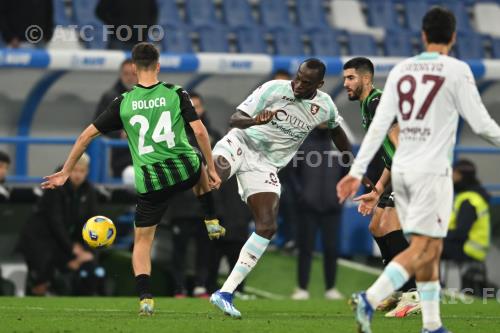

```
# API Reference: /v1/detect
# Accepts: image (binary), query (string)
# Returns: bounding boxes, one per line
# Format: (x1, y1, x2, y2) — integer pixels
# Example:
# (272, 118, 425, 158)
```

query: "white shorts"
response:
(392, 171, 453, 238)
(213, 129, 281, 202)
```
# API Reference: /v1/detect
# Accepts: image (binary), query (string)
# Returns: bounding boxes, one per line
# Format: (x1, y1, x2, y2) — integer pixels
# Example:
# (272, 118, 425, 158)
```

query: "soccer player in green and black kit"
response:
(343, 57, 420, 317)
(41, 42, 225, 315)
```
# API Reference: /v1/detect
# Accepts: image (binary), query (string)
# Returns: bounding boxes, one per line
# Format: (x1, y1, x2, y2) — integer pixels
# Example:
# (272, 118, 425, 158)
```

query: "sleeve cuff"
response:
(348, 163, 365, 180)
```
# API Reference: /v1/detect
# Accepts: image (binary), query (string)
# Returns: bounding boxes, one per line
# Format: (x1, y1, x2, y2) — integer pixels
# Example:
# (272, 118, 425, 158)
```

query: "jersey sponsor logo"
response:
(264, 172, 279, 187)
(274, 110, 313, 131)
(310, 104, 320, 115)
(132, 97, 167, 110)
(281, 95, 295, 102)
(400, 126, 431, 141)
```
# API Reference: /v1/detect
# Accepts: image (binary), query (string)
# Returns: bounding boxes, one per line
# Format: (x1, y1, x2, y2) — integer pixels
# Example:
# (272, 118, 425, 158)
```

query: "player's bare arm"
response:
(41, 124, 101, 190)
(229, 110, 276, 129)
(354, 167, 391, 215)
(189, 119, 221, 189)
(387, 123, 399, 148)
(329, 125, 375, 192)
(355, 123, 397, 214)
(328, 125, 352, 154)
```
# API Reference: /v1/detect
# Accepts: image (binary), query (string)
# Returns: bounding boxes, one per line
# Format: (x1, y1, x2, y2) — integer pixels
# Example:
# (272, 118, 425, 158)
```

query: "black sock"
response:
(135, 274, 152, 300)
(374, 236, 392, 266)
(383, 230, 417, 292)
(198, 191, 216, 220)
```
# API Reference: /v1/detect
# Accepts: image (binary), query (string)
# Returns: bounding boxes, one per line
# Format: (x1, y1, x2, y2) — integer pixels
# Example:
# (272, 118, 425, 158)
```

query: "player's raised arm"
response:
(41, 124, 101, 189)
(189, 119, 221, 189)
(455, 65, 500, 147)
(229, 110, 276, 129)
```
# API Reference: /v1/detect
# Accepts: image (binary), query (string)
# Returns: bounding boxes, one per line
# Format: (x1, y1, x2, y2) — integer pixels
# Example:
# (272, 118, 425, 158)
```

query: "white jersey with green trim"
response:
(237, 80, 343, 169)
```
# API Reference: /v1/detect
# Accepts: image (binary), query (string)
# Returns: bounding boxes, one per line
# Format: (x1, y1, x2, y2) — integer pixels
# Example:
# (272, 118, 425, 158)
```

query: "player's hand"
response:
(254, 110, 276, 125)
(205, 219, 226, 240)
(67, 259, 80, 271)
(337, 175, 362, 204)
(41, 170, 69, 189)
(208, 167, 221, 190)
(353, 190, 380, 216)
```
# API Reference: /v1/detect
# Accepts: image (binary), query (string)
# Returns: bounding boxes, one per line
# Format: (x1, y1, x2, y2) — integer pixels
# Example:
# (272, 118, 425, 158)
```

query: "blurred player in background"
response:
(19, 154, 100, 296)
(93, 59, 137, 178)
(41, 42, 225, 315)
(343, 57, 420, 317)
(338, 7, 500, 333)
(210, 58, 353, 318)
(0, 151, 11, 202)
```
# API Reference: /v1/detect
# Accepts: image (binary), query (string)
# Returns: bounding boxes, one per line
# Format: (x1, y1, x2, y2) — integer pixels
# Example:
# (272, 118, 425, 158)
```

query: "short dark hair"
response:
(422, 7, 456, 45)
(302, 58, 326, 80)
(131, 42, 160, 70)
(0, 151, 10, 164)
(343, 57, 374, 76)
(188, 91, 202, 101)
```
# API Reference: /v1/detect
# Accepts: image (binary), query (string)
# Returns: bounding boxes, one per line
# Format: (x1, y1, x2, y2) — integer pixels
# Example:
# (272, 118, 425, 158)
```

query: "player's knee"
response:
(255, 220, 277, 239)
(369, 217, 387, 237)
(134, 226, 156, 245)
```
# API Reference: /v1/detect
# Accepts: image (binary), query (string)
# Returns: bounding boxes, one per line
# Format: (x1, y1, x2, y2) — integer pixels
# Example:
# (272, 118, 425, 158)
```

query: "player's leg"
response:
(133, 224, 157, 315)
(415, 239, 444, 332)
(211, 192, 279, 318)
(370, 207, 392, 263)
(320, 211, 343, 300)
(381, 205, 420, 317)
(354, 172, 451, 332)
(133, 189, 172, 315)
(192, 164, 225, 239)
(220, 192, 279, 291)
(293, 209, 317, 300)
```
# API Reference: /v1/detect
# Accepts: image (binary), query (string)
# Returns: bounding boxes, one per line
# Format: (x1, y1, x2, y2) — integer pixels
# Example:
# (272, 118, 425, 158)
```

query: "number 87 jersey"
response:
(93, 82, 200, 193)
(350, 52, 500, 179)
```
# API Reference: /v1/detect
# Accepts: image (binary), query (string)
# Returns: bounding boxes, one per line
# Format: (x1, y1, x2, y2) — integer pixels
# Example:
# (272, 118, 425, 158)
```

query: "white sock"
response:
(220, 232, 270, 294)
(417, 281, 442, 331)
(366, 262, 410, 308)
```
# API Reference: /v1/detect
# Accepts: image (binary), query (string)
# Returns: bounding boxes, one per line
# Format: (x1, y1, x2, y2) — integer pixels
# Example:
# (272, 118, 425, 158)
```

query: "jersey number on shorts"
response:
(129, 111, 176, 155)
(397, 74, 445, 121)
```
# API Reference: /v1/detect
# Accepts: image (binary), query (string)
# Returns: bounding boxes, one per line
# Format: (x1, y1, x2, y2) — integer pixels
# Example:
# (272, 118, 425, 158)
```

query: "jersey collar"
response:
(136, 81, 162, 89)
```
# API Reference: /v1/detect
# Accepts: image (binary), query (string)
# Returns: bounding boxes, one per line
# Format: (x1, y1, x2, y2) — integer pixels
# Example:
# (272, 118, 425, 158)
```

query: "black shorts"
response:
(377, 186, 395, 209)
(135, 165, 202, 228)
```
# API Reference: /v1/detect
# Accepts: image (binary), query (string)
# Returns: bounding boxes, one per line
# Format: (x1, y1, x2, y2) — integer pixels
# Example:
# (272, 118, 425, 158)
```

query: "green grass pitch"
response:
(1, 253, 499, 332)
(1, 297, 500, 333)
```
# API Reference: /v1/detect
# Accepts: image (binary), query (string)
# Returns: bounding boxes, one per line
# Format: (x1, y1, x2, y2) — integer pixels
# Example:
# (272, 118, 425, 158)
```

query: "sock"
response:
(374, 235, 392, 266)
(198, 191, 216, 220)
(220, 232, 270, 293)
(366, 261, 410, 308)
(384, 230, 416, 292)
(135, 274, 152, 300)
(417, 281, 442, 331)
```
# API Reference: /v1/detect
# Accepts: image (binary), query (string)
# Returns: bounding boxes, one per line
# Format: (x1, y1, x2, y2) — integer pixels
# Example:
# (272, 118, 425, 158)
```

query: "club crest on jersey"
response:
(310, 104, 320, 115)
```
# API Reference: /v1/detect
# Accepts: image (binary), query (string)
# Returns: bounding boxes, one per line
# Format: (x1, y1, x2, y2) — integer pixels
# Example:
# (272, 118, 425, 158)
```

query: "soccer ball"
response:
(82, 216, 116, 248)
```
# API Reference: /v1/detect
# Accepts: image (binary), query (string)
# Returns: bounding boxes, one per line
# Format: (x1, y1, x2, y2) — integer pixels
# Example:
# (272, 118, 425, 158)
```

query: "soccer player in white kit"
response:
(209, 59, 353, 318)
(337, 7, 500, 333)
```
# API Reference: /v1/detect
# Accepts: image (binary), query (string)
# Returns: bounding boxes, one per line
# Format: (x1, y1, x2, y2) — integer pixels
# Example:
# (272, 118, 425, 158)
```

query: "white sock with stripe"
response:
(417, 281, 442, 331)
(366, 261, 410, 308)
(220, 232, 270, 294)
